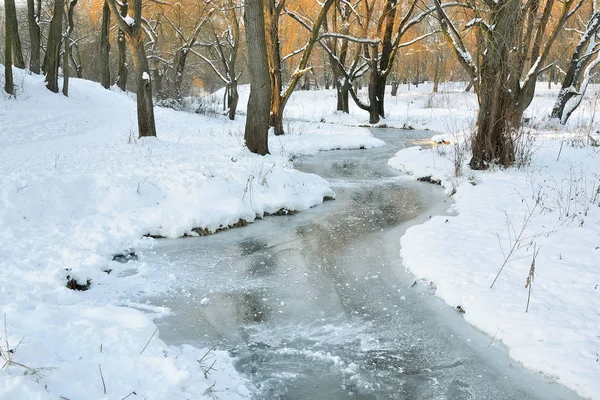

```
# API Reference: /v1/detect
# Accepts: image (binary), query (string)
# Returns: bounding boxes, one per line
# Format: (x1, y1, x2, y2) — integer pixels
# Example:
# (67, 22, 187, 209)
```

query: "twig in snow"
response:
(197, 342, 218, 364)
(98, 364, 107, 394)
(121, 391, 137, 400)
(140, 327, 158, 355)
(525, 245, 540, 313)
(487, 329, 499, 349)
(557, 141, 564, 161)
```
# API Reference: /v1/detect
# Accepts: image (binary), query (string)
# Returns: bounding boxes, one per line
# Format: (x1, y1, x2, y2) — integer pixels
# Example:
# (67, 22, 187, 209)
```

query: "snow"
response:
(0, 68, 382, 399)
(3, 64, 600, 399)
(123, 15, 135, 27)
(142, 71, 150, 81)
(388, 97, 600, 398)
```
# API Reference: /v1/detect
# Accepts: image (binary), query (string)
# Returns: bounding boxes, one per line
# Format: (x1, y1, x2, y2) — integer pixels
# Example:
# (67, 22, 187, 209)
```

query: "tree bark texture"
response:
(4, 0, 14, 95)
(244, 0, 271, 155)
(27, 0, 41, 74)
(44, 0, 64, 93)
(107, 0, 157, 137)
(100, 0, 111, 89)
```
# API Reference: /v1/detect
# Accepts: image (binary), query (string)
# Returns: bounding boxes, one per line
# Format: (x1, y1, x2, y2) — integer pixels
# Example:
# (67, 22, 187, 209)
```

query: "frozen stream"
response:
(139, 129, 579, 399)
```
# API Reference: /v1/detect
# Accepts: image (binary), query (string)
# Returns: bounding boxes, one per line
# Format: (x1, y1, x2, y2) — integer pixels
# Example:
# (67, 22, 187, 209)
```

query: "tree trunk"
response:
(336, 81, 349, 113)
(128, 35, 157, 137)
(368, 63, 380, 124)
(550, 11, 600, 123)
(4, 0, 14, 95)
(62, 32, 70, 96)
(44, 0, 64, 93)
(63, 0, 78, 97)
(264, 0, 284, 135)
(228, 80, 239, 120)
(100, 0, 111, 89)
(27, 0, 41, 74)
(433, 54, 440, 93)
(6, 0, 24, 69)
(116, 2, 128, 91)
(243, 0, 271, 155)
(391, 79, 399, 96)
(470, 0, 521, 170)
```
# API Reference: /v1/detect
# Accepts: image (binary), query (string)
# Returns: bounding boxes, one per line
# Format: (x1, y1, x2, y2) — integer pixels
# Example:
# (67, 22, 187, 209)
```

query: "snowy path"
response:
(137, 129, 580, 399)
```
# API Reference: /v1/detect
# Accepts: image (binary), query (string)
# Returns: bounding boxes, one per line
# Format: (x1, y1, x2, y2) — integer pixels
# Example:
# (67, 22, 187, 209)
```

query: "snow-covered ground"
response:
(387, 89, 600, 398)
(0, 69, 382, 399)
(2, 66, 599, 399)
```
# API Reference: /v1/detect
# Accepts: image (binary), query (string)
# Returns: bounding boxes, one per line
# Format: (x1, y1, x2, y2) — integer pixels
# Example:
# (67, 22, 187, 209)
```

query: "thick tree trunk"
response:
(128, 36, 157, 137)
(4, 0, 14, 95)
(368, 64, 380, 124)
(243, 0, 271, 155)
(470, 0, 521, 170)
(336, 81, 349, 113)
(100, 1, 111, 89)
(171, 49, 187, 99)
(63, 0, 78, 97)
(44, 0, 64, 93)
(6, 0, 24, 69)
(27, 0, 41, 74)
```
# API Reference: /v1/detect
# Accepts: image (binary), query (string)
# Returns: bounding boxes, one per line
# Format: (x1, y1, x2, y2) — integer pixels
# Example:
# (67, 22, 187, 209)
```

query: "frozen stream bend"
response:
(139, 129, 579, 400)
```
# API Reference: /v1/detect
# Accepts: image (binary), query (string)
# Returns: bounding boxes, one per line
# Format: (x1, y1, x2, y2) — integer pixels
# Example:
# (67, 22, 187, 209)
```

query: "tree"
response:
(63, 0, 79, 97)
(264, 0, 335, 134)
(320, 0, 367, 113)
(43, 0, 64, 93)
(100, 0, 111, 89)
(191, 0, 241, 120)
(435, 0, 583, 169)
(27, 0, 42, 74)
(5, 0, 24, 69)
(551, 6, 600, 124)
(107, 0, 157, 137)
(116, 0, 129, 91)
(4, 0, 15, 95)
(296, 0, 434, 124)
(244, 0, 271, 155)
(157, 2, 214, 101)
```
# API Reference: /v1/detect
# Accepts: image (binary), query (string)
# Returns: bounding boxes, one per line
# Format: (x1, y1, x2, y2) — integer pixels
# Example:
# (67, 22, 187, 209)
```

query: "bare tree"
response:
(244, 0, 271, 155)
(100, 0, 111, 89)
(435, 0, 583, 169)
(551, 6, 600, 124)
(191, 0, 242, 119)
(264, 0, 335, 135)
(63, 0, 79, 97)
(116, 0, 129, 91)
(295, 0, 435, 124)
(43, 0, 64, 93)
(5, 0, 24, 69)
(107, 0, 157, 137)
(27, 0, 42, 74)
(4, 0, 15, 95)
(157, 2, 215, 101)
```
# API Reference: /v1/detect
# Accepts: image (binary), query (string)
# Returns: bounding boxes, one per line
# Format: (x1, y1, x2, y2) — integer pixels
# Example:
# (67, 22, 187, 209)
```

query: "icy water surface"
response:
(139, 129, 579, 399)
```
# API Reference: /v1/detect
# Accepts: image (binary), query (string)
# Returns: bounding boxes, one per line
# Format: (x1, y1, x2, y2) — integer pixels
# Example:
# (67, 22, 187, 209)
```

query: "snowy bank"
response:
(0, 69, 382, 399)
(390, 136, 600, 399)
